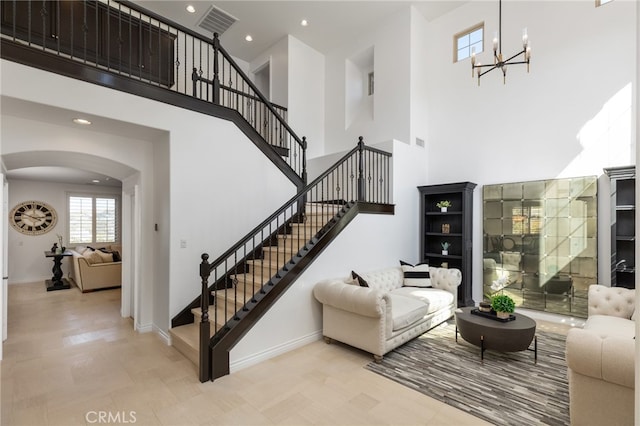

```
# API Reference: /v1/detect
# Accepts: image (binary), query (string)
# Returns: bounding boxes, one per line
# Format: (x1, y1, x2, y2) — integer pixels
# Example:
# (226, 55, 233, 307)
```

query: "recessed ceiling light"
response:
(301, 19, 308, 27)
(245, 35, 253, 42)
(73, 118, 91, 125)
(92, 179, 100, 183)
(186, 5, 196, 13)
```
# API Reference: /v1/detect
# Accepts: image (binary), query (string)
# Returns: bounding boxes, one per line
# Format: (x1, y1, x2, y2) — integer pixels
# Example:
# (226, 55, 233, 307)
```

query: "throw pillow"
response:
(400, 260, 431, 287)
(96, 250, 114, 263)
(85, 251, 103, 265)
(112, 251, 122, 262)
(351, 271, 369, 287)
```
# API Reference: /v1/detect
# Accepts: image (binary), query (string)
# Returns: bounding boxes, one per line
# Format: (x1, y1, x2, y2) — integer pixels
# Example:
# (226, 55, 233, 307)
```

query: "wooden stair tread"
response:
(192, 304, 237, 328)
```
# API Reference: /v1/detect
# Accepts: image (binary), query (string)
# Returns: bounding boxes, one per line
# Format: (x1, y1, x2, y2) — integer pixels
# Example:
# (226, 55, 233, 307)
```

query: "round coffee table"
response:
(454, 307, 537, 362)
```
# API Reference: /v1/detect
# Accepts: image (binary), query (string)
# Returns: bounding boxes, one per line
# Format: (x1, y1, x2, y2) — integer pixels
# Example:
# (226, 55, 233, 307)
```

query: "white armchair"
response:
(565, 284, 635, 426)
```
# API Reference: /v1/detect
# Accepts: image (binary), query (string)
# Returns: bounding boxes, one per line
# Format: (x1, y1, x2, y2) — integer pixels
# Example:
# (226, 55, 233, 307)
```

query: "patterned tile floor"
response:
(1, 282, 574, 425)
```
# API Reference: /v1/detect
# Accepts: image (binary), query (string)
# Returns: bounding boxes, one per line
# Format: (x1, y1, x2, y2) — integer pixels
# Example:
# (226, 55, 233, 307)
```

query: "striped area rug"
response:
(365, 321, 569, 426)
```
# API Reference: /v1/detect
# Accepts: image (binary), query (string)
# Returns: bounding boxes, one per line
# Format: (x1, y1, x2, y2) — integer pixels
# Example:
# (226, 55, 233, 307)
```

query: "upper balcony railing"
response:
(0, 0, 306, 183)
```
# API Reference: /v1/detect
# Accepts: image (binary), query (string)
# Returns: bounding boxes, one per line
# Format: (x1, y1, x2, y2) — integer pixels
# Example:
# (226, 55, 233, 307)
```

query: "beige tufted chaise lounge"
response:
(313, 266, 461, 362)
(565, 284, 635, 426)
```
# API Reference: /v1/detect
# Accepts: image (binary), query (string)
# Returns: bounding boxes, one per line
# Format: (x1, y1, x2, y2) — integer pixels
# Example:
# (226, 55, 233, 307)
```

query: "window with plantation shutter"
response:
(68, 194, 119, 244)
(95, 197, 116, 242)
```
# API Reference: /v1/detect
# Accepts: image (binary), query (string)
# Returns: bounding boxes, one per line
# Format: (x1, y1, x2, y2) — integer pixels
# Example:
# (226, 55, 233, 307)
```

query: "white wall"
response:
(248, 35, 326, 159)
(5, 179, 121, 284)
(230, 139, 428, 370)
(251, 37, 289, 107)
(288, 35, 326, 159)
(1, 60, 298, 334)
(422, 0, 637, 301)
(153, 135, 170, 334)
(409, 6, 430, 150)
(324, 7, 412, 154)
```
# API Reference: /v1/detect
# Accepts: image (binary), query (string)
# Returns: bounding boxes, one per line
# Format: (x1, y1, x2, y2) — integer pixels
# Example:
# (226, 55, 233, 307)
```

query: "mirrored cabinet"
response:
(483, 176, 597, 318)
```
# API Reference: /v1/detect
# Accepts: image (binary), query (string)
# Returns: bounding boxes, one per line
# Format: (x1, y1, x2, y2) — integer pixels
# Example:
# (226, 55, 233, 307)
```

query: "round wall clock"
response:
(10, 200, 58, 235)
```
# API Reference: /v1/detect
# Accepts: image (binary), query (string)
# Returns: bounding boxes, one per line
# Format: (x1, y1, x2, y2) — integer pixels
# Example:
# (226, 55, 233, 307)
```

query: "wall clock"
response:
(10, 200, 58, 235)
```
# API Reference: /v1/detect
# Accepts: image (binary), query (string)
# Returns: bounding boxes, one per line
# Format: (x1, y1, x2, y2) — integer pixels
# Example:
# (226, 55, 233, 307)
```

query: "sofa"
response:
(69, 245, 122, 292)
(313, 264, 462, 362)
(565, 284, 635, 426)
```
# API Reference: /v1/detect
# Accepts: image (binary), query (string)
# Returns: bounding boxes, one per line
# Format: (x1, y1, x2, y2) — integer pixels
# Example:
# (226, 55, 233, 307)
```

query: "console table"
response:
(44, 250, 72, 291)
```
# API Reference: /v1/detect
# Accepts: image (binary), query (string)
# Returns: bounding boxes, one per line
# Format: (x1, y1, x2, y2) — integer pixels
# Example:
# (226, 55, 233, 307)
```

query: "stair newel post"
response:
(212, 33, 221, 105)
(199, 253, 211, 382)
(357, 136, 365, 202)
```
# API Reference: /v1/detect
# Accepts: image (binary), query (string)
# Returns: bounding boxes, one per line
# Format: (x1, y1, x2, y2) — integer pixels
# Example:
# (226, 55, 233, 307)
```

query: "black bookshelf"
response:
(418, 182, 477, 306)
(604, 166, 635, 289)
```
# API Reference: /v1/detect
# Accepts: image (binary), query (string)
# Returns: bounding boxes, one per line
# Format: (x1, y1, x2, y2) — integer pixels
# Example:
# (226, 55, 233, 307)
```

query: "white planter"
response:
(442, 250, 448, 256)
(441, 207, 447, 212)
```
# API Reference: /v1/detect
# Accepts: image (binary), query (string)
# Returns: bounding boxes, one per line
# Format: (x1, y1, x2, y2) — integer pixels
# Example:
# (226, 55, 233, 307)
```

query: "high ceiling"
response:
(4, 1, 467, 187)
(134, 1, 467, 62)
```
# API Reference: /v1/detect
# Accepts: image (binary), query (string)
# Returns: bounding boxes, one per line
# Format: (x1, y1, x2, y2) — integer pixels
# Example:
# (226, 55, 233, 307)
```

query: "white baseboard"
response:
(229, 330, 323, 373)
(135, 322, 153, 333)
(134, 322, 171, 345)
(154, 325, 171, 345)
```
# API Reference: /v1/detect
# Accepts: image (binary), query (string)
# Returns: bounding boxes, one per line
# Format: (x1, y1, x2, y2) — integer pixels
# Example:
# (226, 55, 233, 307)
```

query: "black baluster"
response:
(357, 137, 365, 202)
(192, 67, 198, 98)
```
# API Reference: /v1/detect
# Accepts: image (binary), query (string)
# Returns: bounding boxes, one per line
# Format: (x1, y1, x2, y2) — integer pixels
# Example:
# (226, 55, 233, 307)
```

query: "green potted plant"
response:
(491, 294, 515, 319)
(436, 200, 452, 212)
(441, 242, 451, 255)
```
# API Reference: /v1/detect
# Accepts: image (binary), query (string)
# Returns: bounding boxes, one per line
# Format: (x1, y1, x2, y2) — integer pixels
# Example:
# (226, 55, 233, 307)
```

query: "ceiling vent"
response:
(197, 5, 238, 35)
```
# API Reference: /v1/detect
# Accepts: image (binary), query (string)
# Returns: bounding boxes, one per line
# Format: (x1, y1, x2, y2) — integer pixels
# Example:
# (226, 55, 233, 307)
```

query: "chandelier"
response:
(471, 0, 531, 85)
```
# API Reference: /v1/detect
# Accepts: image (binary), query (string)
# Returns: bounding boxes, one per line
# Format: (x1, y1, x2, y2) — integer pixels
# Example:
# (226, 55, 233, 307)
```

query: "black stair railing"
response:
(197, 137, 392, 381)
(0, 0, 306, 182)
(191, 33, 307, 183)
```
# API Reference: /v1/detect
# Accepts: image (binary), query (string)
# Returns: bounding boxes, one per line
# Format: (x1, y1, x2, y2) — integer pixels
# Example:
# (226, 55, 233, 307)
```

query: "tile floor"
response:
(1, 282, 571, 425)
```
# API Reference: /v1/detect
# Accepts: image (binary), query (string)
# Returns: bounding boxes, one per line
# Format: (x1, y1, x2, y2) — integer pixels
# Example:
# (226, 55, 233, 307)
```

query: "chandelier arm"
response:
(478, 65, 499, 78)
(502, 50, 526, 64)
(473, 63, 499, 69)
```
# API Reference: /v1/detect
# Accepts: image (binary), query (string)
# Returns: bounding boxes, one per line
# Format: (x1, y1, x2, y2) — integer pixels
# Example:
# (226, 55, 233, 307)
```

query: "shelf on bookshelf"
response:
(425, 211, 463, 216)
(425, 252, 463, 260)
(616, 205, 635, 211)
(425, 232, 463, 237)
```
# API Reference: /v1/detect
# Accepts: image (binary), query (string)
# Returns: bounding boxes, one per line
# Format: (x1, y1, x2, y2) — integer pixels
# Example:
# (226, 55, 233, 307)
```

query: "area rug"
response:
(365, 321, 569, 426)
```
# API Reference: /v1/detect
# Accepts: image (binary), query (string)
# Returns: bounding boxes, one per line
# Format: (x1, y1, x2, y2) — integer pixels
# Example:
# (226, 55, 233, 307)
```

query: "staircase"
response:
(169, 139, 393, 381)
(168, 202, 341, 366)
(0, 0, 396, 383)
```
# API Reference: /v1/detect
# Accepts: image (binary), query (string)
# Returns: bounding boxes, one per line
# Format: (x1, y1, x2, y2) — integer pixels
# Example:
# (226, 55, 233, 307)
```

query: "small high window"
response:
(454, 23, 483, 62)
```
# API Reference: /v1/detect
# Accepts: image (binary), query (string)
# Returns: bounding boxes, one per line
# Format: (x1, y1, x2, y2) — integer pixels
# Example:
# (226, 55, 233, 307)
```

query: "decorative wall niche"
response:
(482, 176, 598, 318)
(345, 45, 374, 129)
